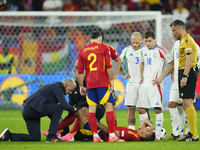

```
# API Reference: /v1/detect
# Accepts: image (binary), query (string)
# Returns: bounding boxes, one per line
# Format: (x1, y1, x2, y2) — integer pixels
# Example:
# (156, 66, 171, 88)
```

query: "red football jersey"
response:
(116, 127, 141, 141)
(104, 44, 119, 60)
(78, 42, 112, 89)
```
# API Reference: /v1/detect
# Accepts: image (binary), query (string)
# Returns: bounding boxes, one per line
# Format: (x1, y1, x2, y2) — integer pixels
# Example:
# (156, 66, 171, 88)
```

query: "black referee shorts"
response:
(178, 68, 197, 99)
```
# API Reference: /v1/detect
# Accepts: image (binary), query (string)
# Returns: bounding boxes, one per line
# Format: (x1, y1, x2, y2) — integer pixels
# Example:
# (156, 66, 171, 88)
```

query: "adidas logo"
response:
(181, 93, 183, 97)
(129, 53, 133, 56)
(176, 126, 179, 130)
(155, 102, 159, 105)
(144, 53, 147, 56)
(156, 123, 161, 127)
(74, 91, 77, 94)
(185, 138, 192, 142)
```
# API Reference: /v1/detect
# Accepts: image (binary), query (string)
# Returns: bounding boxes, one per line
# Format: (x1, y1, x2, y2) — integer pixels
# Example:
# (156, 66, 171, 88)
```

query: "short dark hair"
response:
(140, 132, 155, 141)
(143, 30, 156, 39)
(91, 31, 102, 40)
(170, 19, 185, 29)
(100, 31, 104, 43)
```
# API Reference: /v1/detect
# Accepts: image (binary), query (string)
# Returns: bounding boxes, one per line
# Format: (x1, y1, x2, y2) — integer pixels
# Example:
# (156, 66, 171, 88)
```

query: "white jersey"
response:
(141, 44, 173, 86)
(120, 44, 146, 84)
(171, 41, 180, 90)
(171, 40, 200, 90)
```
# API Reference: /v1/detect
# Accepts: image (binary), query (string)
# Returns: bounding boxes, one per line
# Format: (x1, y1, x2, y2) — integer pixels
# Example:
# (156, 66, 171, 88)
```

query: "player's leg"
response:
(127, 106, 136, 130)
(148, 85, 163, 140)
(164, 88, 180, 140)
(98, 87, 124, 142)
(57, 112, 76, 133)
(61, 108, 89, 141)
(124, 83, 139, 130)
(146, 109, 151, 120)
(87, 88, 103, 142)
(184, 113, 190, 135)
(137, 85, 149, 124)
(183, 96, 197, 137)
(177, 103, 185, 137)
(154, 107, 163, 140)
(177, 69, 198, 141)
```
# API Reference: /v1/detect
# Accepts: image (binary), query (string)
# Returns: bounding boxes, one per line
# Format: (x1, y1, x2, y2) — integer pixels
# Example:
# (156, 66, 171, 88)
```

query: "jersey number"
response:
(135, 57, 139, 64)
(88, 53, 97, 71)
(147, 58, 152, 65)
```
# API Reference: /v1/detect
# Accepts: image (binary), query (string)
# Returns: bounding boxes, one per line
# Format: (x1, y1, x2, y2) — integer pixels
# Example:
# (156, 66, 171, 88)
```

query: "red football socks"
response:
(106, 111, 115, 133)
(70, 118, 80, 135)
(88, 112, 97, 134)
(57, 113, 76, 132)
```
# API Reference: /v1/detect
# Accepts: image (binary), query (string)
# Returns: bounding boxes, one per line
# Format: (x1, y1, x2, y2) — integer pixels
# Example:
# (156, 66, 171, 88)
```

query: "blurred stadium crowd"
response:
(1, 0, 200, 75)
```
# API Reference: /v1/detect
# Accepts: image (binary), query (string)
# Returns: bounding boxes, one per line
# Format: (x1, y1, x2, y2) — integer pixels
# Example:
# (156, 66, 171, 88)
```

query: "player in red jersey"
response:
(60, 108, 155, 142)
(78, 31, 124, 142)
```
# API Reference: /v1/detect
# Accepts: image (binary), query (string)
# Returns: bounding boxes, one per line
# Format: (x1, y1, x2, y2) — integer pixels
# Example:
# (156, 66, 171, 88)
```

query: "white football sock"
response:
(128, 125, 135, 130)
(109, 133, 115, 137)
(169, 108, 179, 136)
(184, 114, 190, 134)
(139, 112, 148, 125)
(177, 105, 185, 136)
(93, 133, 99, 137)
(156, 112, 163, 139)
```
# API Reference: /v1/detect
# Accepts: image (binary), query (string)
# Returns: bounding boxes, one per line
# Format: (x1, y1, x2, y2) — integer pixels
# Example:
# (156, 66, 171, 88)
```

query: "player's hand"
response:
(180, 77, 187, 88)
(109, 80, 114, 93)
(73, 107, 78, 113)
(124, 73, 130, 79)
(80, 86, 86, 96)
(140, 78, 144, 84)
(152, 77, 162, 86)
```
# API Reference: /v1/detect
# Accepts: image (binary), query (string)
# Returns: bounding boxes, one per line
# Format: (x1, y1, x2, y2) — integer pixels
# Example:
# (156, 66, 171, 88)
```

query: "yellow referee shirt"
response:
(178, 33, 197, 70)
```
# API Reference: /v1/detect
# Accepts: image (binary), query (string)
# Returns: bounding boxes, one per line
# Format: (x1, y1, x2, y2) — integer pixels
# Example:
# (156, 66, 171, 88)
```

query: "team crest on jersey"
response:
(153, 52, 156, 58)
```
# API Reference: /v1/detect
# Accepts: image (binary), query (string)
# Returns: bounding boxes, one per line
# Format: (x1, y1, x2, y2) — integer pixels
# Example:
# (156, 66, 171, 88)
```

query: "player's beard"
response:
(137, 44, 141, 50)
(133, 44, 141, 50)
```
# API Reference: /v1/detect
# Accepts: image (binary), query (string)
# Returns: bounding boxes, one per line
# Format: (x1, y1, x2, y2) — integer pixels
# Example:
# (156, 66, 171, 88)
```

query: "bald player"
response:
(119, 32, 147, 130)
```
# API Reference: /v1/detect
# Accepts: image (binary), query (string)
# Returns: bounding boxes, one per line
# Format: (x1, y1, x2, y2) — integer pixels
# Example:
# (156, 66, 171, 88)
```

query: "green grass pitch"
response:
(0, 109, 200, 150)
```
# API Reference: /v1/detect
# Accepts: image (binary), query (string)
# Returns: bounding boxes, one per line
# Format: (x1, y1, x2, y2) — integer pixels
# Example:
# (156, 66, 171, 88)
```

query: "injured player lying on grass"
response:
(42, 107, 155, 142)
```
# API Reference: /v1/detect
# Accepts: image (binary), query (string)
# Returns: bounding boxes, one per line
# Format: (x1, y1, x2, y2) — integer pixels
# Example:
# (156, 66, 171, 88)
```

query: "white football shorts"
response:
(124, 82, 140, 106)
(137, 84, 162, 108)
(169, 86, 182, 104)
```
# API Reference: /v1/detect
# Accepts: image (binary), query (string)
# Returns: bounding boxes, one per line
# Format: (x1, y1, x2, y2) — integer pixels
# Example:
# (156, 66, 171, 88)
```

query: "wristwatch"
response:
(182, 74, 189, 78)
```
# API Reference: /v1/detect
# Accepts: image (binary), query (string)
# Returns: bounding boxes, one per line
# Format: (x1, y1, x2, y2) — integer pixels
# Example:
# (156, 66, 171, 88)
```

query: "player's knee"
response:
(138, 108, 146, 114)
(128, 106, 136, 111)
(168, 102, 177, 108)
(32, 136, 41, 141)
(154, 107, 162, 114)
